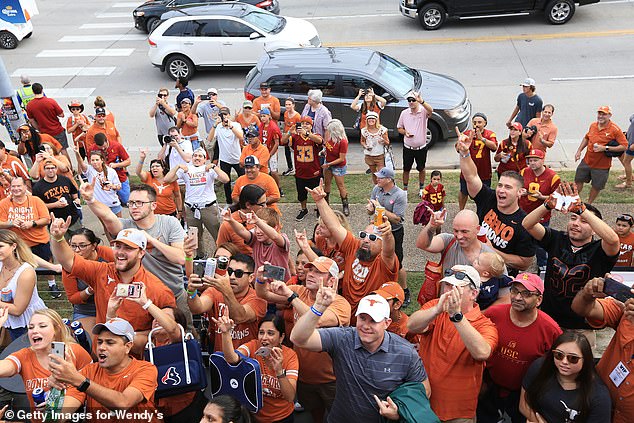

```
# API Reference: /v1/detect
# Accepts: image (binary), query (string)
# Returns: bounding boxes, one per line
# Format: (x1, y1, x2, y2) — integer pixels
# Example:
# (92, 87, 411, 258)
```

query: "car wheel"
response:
(0, 31, 18, 49)
(426, 121, 441, 149)
(165, 55, 195, 80)
(545, 0, 575, 24)
(418, 3, 446, 30)
(147, 18, 160, 33)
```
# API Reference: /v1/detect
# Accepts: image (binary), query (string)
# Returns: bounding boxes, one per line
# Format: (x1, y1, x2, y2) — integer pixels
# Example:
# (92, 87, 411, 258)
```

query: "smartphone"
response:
(295, 122, 302, 130)
(263, 264, 286, 281)
(200, 94, 210, 101)
(187, 226, 199, 250)
(38, 145, 46, 153)
(193, 260, 206, 278)
(51, 341, 66, 359)
(116, 283, 142, 298)
(603, 278, 634, 302)
(255, 346, 271, 357)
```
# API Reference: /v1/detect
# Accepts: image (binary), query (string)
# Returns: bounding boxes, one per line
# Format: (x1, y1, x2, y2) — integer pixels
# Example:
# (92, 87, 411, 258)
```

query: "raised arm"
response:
(222, 209, 252, 243)
(79, 181, 123, 236)
(214, 314, 240, 364)
(49, 214, 76, 272)
(415, 210, 448, 252)
(290, 282, 337, 351)
(456, 128, 483, 198)
(135, 148, 150, 182)
(306, 180, 347, 246)
(571, 277, 609, 323)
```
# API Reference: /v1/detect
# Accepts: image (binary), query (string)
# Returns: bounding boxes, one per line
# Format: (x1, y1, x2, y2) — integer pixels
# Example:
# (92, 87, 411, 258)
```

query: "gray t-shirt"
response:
(371, 184, 407, 231)
(197, 100, 226, 135)
(439, 233, 501, 275)
(154, 105, 175, 136)
(319, 326, 426, 423)
(120, 215, 186, 294)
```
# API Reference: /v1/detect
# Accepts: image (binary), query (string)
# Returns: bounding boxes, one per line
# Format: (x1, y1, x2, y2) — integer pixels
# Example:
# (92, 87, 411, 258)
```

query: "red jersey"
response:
(259, 120, 282, 153)
(496, 138, 532, 174)
(290, 134, 321, 180)
(325, 138, 348, 167)
(519, 166, 561, 223)
(461, 129, 497, 181)
(422, 183, 445, 211)
(616, 231, 634, 267)
(90, 140, 130, 182)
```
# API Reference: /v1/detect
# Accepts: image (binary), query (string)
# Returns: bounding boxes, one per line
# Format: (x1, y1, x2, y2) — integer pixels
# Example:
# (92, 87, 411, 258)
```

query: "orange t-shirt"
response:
(0, 194, 50, 246)
(231, 173, 280, 214)
(66, 358, 159, 423)
(62, 245, 114, 306)
(66, 114, 91, 147)
(1, 154, 29, 180)
(236, 113, 261, 132)
(69, 255, 176, 330)
(616, 232, 634, 267)
(252, 96, 281, 121)
(39, 133, 63, 152)
(238, 340, 298, 422)
(283, 111, 301, 133)
(85, 122, 120, 153)
(587, 298, 634, 423)
(145, 175, 180, 215)
(417, 299, 498, 421)
(203, 287, 267, 351)
(178, 111, 198, 137)
(240, 143, 270, 174)
(7, 343, 92, 410)
(217, 211, 255, 255)
(387, 311, 410, 339)
(583, 121, 628, 169)
(527, 117, 558, 152)
(285, 285, 350, 384)
(339, 231, 399, 314)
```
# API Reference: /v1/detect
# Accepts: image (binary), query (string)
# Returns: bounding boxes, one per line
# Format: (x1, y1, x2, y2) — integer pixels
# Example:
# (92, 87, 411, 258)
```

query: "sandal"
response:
(615, 182, 632, 189)
(618, 175, 627, 181)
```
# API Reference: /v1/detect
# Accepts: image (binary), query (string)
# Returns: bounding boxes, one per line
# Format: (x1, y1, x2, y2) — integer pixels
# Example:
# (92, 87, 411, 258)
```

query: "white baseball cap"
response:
(355, 294, 390, 322)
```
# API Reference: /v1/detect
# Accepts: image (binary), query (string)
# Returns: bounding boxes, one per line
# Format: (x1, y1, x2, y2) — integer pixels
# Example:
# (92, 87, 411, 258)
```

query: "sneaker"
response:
(49, 283, 62, 299)
(294, 401, 305, 412)
(282, 169, 295, 176)
(280, 188, 285, 197)
(418, 189, 424, 198)
(365, 168, 372, 174)
(539, 265, 547, 276)
(296, 209, 309, 221)
(402, 288, 411, 308)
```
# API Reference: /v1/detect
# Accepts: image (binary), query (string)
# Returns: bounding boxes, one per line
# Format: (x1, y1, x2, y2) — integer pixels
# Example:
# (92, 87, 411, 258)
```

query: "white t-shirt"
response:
(177, 164, 218, 205)
(168, 139, 194, 184)
(361, 125, 388, 156)
(214, 122, 242, 165)
(1, 263, 46, 329)
(84, 166, 121, 207)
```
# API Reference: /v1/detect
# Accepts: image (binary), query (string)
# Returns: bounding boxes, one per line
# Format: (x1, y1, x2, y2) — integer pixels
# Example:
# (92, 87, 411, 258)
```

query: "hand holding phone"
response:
(603, 277, 634, 303)
(255, 346, 271, 357)
(51, 341, 66, 359)
(116, 283, 142, 298)
(263, 264, 286, 282)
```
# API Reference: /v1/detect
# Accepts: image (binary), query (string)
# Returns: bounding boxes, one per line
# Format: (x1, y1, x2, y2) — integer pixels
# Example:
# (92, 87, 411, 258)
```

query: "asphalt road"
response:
(2, 0, 634, 170)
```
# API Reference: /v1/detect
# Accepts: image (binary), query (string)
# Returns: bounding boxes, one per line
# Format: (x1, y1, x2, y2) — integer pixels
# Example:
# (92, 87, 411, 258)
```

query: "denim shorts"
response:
(330, 165, 347, 177)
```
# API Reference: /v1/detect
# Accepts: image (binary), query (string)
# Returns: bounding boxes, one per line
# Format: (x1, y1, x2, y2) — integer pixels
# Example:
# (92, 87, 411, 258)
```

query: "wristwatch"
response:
(449, 312, 464, 323)
(605, 145, 609, 152)
(287, 292, 299, 304)
(77, 378, 91, 392)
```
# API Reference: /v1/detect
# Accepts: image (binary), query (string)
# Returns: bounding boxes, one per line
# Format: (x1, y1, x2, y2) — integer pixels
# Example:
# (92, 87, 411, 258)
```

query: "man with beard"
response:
(478, 273, 562, 423)
(307, 180, 398, 315)
(457, 129, 536, 275)
(77, 183, 190, 330)
(50, 221, 176, 355)
(522, 181, 620, 343)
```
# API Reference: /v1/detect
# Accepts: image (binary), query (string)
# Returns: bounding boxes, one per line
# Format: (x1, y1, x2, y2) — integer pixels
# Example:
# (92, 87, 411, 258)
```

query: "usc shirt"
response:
(422, 183, 445, 211)
(519, 166, 561, 222)
(462, 129, 497, 181)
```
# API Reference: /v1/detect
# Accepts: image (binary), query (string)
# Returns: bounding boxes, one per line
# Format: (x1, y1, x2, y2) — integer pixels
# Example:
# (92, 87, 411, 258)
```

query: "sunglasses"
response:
(407, 98, 417, 103)
(157, 94, 168, 98)
(444, 269, 477, 288)
(552, 350, 583, 364)
(96, 114, 106, 117)
(44, 167, 57, 171)
(70, 107, 81, 111)
(227, 267, 252, 278)
(243, 106, 252, 110)
(359, 231, 382, 241)
(618, 214, 634, 222)
(209, 93, 218, 96)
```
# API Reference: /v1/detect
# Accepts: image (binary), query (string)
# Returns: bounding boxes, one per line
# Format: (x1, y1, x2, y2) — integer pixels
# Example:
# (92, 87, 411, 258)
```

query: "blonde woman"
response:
(0, 229, 46, 340)
(322, 119, 350, 216)
(360, 111, 389, 184)
(0, 308, 92, 411)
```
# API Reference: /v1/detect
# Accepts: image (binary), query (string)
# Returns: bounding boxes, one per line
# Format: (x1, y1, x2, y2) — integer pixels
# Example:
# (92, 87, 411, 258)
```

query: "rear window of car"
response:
(267, 75, 297, 94)
(163, 20, 194, 36)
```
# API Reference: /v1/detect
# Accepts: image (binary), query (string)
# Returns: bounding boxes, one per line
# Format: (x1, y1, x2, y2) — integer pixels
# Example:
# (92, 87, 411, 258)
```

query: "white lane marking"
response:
(59, 34, 147, 42)
(79, 22, 133, 29)
(112, 2, 142, 7)
(552, 75, 634, 81)
(41, 88, 96, 98)
(95, 12, 131, 18)
(11, 67, 117, 77)
(37, 49, 135, 57)
(303, 13, 401, 20)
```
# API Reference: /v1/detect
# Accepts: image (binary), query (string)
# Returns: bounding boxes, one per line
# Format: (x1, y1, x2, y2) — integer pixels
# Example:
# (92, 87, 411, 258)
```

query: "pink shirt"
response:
(248, 232, 291, 282)
(397, 106, 429, 149)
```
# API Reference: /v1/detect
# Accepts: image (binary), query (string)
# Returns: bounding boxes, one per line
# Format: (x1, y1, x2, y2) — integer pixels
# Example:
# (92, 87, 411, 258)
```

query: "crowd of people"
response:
(0, 74, 632, 423)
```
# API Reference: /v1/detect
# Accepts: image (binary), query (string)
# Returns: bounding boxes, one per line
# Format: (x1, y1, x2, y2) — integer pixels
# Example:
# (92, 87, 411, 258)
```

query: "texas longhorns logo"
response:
(161, 367, 181, 386)
(365, 299, 380, 307)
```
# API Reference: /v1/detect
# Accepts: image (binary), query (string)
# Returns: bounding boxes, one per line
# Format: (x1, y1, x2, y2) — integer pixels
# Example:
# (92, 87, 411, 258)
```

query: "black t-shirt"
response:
(32, 175, 79, 224)
(474, 185, 536, 259)
(522, 356, 612, 423)
(539, 228, 618, 329)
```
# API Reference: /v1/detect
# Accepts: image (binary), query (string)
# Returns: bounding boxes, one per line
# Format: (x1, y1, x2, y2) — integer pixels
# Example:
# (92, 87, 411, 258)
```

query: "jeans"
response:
(219, 160, 244, 203)
(117, 178, 130, 204)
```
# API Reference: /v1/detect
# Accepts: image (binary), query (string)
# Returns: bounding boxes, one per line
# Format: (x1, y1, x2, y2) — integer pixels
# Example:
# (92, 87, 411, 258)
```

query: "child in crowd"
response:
(422, 170, 446, 234)
(224, 207, 291, 282)
(472, 251, 512, 310)
(614, 213, 634, 267)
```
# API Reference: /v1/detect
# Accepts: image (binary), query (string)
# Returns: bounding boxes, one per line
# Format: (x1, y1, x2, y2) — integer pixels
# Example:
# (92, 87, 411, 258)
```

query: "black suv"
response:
(133, 0, 280, 33)
(400, 0, 599, 30)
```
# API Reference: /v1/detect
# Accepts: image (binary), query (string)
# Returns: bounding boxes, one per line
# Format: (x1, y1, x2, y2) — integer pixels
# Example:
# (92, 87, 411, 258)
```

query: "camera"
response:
(38, 145, 46, 153)
(162, 135, 174, 144)
(360, 89, 366, 95)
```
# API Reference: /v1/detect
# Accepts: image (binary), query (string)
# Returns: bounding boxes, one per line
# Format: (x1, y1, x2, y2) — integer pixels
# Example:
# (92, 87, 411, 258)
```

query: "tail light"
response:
(244, 91, 255, 101)
(256, 0, 273, 8)
(148, 38, 157, 47)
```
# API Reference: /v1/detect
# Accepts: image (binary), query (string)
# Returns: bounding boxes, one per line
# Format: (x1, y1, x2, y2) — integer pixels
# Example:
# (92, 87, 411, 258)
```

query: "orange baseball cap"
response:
(526, 149, 545, 159)
(597, 105, 612, 114)
(374, 281, 405, 303)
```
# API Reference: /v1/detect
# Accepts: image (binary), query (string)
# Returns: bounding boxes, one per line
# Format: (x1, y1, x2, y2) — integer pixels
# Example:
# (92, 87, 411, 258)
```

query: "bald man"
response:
(416, 209, 499, 274)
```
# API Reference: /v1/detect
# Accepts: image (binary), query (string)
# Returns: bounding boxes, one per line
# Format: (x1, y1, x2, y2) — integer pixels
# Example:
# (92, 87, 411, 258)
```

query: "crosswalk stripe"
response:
(36, 49, 135, 58)
(95, 12, 131, 18)
(11, 67, 117, 77)
(79, 22, 133, 29)
(42, 88, 96, 98)
(59, 34, 147, 42)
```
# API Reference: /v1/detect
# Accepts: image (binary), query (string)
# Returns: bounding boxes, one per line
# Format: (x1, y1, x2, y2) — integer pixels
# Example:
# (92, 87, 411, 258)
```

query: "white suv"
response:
(0, 16, 33, 49)
(148, 3, 321, 80)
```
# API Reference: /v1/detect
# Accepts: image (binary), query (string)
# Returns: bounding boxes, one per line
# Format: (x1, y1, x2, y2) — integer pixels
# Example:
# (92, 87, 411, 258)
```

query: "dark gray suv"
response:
(244, 47, 471, 146)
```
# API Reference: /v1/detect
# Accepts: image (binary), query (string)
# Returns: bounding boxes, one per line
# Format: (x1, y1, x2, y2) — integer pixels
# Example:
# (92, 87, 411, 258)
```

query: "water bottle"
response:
(43, 387, 65, 421)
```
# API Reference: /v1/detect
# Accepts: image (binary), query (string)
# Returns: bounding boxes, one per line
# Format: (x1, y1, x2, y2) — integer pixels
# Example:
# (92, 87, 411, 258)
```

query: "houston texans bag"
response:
(209, 351, 263, 413)
(145, 324, 207, 399)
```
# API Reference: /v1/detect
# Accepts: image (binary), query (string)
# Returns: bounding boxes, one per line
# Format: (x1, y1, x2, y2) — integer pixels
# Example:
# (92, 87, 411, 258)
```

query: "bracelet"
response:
(459, 152, 470, 159)
(142, 299, 153, 310)
(310, 306, 323, 317)
(543, 201, 553, 211)
(185, 256, 193, 262)
(53, 236, 66, 243)
(86, 198, 96, 204)
(187, 289, 197, 299)
(256, 278, 267, 285)
(84, 287, 93, 296)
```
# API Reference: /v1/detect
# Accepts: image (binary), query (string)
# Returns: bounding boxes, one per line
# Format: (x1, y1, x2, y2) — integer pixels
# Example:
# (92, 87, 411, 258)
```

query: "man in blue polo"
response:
(291, 292, 430, 422)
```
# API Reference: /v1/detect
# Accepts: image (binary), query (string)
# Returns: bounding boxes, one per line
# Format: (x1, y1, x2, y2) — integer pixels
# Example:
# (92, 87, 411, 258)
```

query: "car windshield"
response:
(373, 52, 419, 97)
(242, 10, 285, 34)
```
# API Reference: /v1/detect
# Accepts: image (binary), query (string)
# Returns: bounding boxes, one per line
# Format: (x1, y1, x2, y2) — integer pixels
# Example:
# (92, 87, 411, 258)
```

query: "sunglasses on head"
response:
(227, 267, 252, 278)
(552, 350, 583, 364)
(444, 269, 477, 288)
(359, 231, 382, 241)
(618, 214, 633, 223)
(244, 106, 252, 110)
